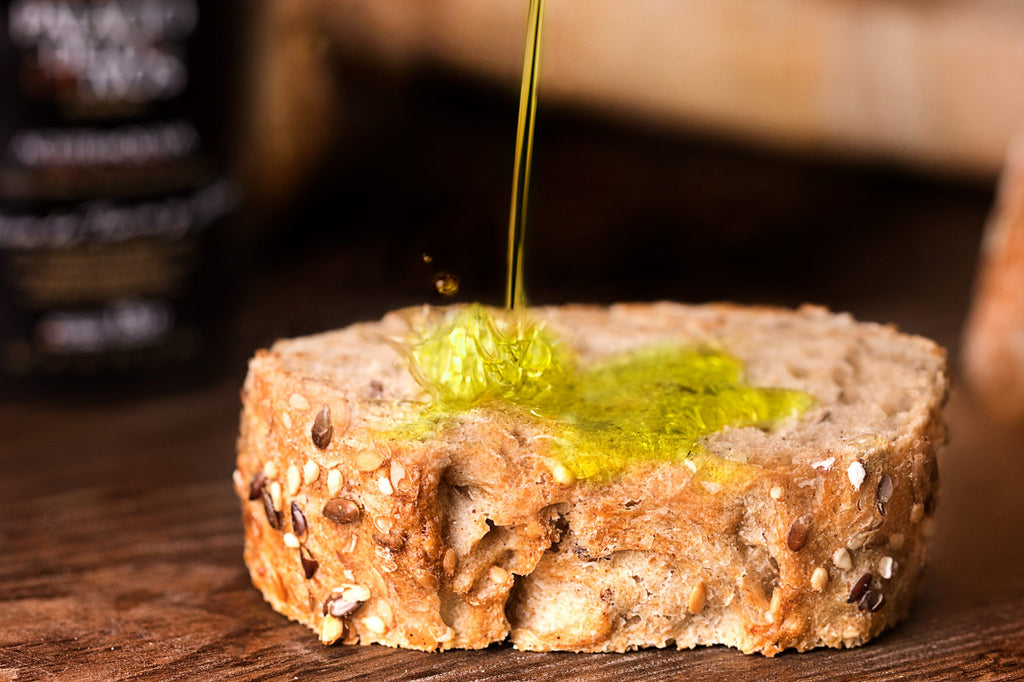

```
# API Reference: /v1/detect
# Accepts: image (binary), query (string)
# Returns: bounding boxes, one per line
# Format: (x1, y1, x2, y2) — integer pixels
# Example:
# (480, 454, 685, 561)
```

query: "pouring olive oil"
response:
(402, 0, 813, 482)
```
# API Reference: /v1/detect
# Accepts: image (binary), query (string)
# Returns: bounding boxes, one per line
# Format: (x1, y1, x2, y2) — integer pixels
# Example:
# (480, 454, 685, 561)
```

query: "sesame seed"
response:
(833, 548, 853, 571)
(264, 461, 278, 479)
(362, 615, 387, 635)
(443, 549, 457, 574)
(303, 461, 320, 485)
(289, 393, 310, 411)
(811, 567, 829, 592)
(232, 469, 245, 492)
(489, 566, 509, 584)
(770, 486, 785, 500)
(320, 615, 343, 644)
(377, 477, 394, 496)
(354, 450, 384, 472)
(373, 516, 393, 534)
(910, 503, 925, 524)
(769, 588, 782, 614)
(878, 556, 895, 579)
(280, 411, 292, 429)
(269, 481, 283, 512)
(688, 581, 707, 614)
(286, 464, 301, 497)
(390, 461, 406, 491)
(417, 573, 440, 591)
(888, 533, 905, 550)
(327, 469, 343, 496)
(848, 462, 865, 491)
(283, 532, 300, 549)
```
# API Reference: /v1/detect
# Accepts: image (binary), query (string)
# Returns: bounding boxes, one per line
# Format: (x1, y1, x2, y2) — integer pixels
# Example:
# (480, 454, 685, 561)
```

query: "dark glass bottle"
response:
(0, 0, 249, 393)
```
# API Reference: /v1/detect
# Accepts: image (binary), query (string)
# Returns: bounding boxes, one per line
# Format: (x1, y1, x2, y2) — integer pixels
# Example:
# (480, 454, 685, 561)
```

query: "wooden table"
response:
(3, 67, 1022, 680)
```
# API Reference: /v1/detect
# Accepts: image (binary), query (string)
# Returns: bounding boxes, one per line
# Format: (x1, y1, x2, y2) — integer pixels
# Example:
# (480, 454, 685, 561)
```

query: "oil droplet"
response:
(433, 272, 460, 297)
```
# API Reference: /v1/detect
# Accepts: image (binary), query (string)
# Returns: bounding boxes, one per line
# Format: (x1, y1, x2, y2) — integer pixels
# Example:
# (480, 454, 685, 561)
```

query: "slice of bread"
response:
(234, 302, 948, 655)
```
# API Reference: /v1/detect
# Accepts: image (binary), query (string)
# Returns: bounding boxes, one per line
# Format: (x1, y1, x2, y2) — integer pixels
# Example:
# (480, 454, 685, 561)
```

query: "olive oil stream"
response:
(400, 2, 813, 482)
(505, 0, 544, 312)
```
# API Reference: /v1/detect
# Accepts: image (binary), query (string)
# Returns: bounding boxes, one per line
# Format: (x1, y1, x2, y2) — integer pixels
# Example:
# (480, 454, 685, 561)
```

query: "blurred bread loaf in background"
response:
(963, 139, 1024, 424)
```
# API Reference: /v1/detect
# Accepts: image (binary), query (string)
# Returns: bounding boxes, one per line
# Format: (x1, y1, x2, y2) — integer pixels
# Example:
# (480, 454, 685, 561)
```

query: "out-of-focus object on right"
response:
(246, 0, 1024, 218)
(963, 138, 1024, 424)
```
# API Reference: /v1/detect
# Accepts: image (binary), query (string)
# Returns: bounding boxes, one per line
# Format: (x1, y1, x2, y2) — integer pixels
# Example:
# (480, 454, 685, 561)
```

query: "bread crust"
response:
(234, 302, 948, 655)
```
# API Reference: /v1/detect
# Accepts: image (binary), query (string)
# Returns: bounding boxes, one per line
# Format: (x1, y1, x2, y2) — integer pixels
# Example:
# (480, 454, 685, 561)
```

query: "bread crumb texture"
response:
(235, 302, 948, 655)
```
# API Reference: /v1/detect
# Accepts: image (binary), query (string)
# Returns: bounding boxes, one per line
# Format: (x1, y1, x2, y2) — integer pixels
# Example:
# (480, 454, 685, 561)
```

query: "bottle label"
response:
(0, 0, 239, 377)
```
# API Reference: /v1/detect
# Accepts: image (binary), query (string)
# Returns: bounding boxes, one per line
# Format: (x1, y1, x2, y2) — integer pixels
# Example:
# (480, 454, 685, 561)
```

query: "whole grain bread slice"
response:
(234, 302, 947, 655)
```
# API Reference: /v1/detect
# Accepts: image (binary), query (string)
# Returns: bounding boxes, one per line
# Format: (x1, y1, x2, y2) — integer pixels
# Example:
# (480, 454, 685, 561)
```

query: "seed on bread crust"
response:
(489, 566, 510, 584)
(363, 615, 387, 635)
(876, 475, 894, 516)
(848, 461, 866, 491)
(291, 501, 308, 536)
(354, 450, 384, 472)
(264, 461, 278, 479)
(287, 464, 301, 497)
(261, 489, 281, 530)
(910, 503, 925, 524)
(848, 573, 873, 603)
(248, 471, 267, 500)
(283, 532, 300, 548)
(289, 392, 310, 410)
(324, 594, 363, 619)
(787, 517, 811, 551)
(303, 460, 320, 484)
(811, 567, 829, 592)
(858, 590, 885, 612)
(320, 614, 343, 644)
(340, 584, 372, 602)
(323, 497, 361, 524)
(300, 546, 319, 579)
(269, 481, 283, 512)
(327, 468, 343, 496)
(688, 581, 707, 614)
(443, 549, 457, 575)
(878, 556, 895, 579)
(832, 548, 853, 571)
(312, 406, 333, 449)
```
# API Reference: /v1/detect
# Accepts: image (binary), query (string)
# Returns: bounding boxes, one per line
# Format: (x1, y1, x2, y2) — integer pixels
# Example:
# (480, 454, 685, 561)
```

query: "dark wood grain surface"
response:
(3, 67, 1023, 680)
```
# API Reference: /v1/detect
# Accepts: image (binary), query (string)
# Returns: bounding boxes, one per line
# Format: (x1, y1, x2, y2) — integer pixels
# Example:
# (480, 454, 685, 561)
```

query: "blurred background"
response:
(4, 0, 1024, 393)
